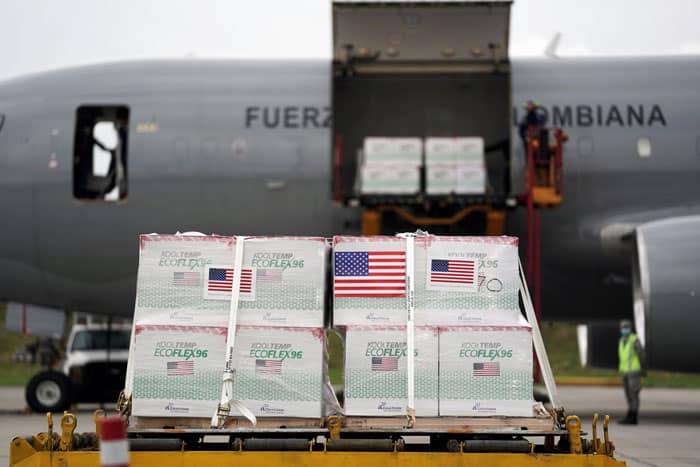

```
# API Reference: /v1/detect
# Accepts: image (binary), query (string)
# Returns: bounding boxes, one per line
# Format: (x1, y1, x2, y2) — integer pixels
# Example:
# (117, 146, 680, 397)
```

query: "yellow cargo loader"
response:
(10, 409, 625, 467)
(9, 266, 626, 467)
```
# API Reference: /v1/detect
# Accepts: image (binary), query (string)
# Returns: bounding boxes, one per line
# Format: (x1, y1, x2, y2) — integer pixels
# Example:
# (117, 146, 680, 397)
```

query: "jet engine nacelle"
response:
(633, 215, 700, 372)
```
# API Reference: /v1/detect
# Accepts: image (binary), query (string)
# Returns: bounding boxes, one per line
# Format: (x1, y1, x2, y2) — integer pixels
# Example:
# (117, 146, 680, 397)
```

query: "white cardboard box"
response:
(332, 235, 522, 327)
(132, 324, 227, 417)
(454, 137, 485, 164)
(425, 137, 484, 165)
(425, 137, 457, 164)
(439, 325, 534, 417)
(134, 235, 237, 327)
(415, 236, 522, 326)
(360, 163, 421, 195)
(344, 326, 439, 416)
(229, 326, 324, 418)
(363, 137, 422, 165)
(134, 235, 327, 328)
(426, 163, 486, 195)
(131, 325, 325, 418)
(236, 237, 328, 327)
(332, 236, 407, 326)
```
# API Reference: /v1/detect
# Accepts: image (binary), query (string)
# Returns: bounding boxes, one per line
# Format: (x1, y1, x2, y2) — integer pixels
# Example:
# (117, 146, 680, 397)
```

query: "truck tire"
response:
(25, 371, 71, 413)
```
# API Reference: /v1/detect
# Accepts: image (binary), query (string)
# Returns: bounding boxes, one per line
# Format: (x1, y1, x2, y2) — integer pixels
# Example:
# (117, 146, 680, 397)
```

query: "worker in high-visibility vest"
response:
(618, 319, 646, 425)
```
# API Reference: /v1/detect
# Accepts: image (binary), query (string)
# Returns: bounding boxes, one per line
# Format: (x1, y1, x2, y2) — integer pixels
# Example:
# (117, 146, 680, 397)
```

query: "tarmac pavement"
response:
(0, 385, 698, 467)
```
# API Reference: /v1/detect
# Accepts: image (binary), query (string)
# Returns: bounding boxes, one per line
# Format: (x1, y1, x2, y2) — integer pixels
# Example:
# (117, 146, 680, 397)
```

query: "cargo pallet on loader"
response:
(9, 264, 626, 467)
(10, 411, 624, 467)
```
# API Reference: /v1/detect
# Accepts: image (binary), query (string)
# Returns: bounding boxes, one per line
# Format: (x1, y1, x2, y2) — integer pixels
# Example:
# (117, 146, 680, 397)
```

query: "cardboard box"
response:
(363, 137, 422, 165)
(415, 236, 521, 326)
(425, 137, 457, 164)
(360, 163, 421, 195)
(236, 237, 328, 328)
(229, 326, 324, 418)
(454, 137, 485, 164)
(425, 137, 484, 164)
(426, 163, 486, 195)
(332, 236, 407, 326)
(333, 235, 521, 326)
(455, 163, 487, 194)
(134, 235, 327, 328)
(134, 235, 236, 327)
(344, 326, 439, 416)
(439, 325, 534, 417)
(132, 324, 227, 417)
(131, 325, 325, 418)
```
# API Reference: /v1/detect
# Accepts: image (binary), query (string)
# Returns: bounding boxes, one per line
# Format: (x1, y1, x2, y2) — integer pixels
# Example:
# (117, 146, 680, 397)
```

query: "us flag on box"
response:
(167, 361, 194, 376)
(428, 258, 477, 292)
(334, 250, 406, 298)
(255, 359, 282, 375)
(473, 362, 500, 376)
(203, 265, 256, 301)
(371, 356, 399, 371)
(172, 271, 201, 287)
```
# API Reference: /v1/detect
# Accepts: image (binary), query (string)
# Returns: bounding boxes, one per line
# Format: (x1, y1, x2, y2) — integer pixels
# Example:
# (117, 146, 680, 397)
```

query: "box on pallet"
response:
(332, 236, 407, 326)
(426, 163, 486, 195)
(229, 326, 325, 418)
(332, 235, 521, 326)
(363, 137, 422, 165)
(236, 237, 328, 327)
(134, 235, 327, 328)
(132, 324, 227, 417)
(344, 326, 439, 416)
(425, 137, 484, 164)
(360, 164, 421, 195)
(415, 236, 521, 326)
(131, 325, 326, 418)
(134, 235, 235, 327)
(439, 324, 534, 417)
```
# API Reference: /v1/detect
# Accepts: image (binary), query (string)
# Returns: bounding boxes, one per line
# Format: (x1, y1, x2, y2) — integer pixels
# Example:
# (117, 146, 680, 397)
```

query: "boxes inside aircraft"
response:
(332, 2, 512, 205)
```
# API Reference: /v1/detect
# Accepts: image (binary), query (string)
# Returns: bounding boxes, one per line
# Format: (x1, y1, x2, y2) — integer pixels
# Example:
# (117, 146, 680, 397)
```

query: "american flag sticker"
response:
(473, 362, 500, 376)
(167, 361, 194, 376)
(172, 271, 201, 287)
(334, 250, 406, 298)
(371, 356, 399, 371)
(255, 359, 282, 375)
(427, 258, 477, 292)
(202, 265, 256, 301)
(256, 268, 283, 283)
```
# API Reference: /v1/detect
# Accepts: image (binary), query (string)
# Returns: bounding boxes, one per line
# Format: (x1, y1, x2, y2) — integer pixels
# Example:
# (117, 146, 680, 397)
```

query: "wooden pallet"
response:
(130, 416, 324, 430)
(342, 415, 554, 432)
(130, 414, 553, 432)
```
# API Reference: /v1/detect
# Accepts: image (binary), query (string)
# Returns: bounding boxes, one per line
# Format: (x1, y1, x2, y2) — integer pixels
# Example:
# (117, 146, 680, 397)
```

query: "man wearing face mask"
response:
(618, 319, 646, 425)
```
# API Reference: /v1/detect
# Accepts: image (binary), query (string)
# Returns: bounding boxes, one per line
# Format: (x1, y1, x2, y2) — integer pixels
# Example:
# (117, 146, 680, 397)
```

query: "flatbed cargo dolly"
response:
(10, 263, 626, 467)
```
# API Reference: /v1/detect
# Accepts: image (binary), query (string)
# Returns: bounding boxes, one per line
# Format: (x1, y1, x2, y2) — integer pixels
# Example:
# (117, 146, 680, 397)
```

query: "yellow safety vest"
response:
(618, 333, 641, 374)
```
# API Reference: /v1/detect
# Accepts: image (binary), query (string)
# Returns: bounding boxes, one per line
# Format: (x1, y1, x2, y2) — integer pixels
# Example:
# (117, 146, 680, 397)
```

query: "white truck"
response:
(25, 323, 131, 412)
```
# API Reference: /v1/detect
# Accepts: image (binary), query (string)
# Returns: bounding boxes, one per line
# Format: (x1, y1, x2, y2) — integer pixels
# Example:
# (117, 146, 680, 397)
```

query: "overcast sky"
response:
(1, 0, 698, 81)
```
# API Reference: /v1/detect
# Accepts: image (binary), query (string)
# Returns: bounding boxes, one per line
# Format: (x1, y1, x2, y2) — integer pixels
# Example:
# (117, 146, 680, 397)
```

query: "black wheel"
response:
(25, 371, 71, 413)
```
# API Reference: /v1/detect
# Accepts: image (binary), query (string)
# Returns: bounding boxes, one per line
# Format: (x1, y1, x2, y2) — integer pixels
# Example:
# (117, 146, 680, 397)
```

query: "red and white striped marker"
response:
(99, 417, 129, 467)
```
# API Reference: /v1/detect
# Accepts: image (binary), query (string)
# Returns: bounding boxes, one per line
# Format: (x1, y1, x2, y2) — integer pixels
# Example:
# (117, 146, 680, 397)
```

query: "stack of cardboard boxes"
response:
(359, 136, 487, 196)
(127, 232, 534, 421)
(129, 235, 329, 419)
(333, 234, 534, 417)
(360, 138, 422, 195)
(425, 137, 486, 195)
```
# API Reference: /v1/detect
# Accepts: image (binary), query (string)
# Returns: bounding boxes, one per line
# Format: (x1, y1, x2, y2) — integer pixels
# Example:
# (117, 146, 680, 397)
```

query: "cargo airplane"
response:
(0, 56, 698, 377)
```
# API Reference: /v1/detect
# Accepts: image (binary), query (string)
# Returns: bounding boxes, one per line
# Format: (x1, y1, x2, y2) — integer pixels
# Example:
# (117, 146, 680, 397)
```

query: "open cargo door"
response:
(332, 1, 513, 208)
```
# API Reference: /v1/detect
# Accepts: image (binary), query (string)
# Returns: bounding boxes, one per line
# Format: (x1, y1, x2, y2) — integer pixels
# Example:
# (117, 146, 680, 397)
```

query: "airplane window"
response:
(637, 137, 652, 158)
(73, 105, 129, 201)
